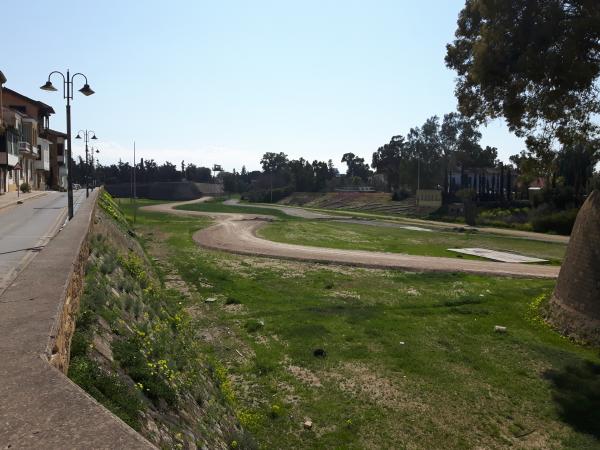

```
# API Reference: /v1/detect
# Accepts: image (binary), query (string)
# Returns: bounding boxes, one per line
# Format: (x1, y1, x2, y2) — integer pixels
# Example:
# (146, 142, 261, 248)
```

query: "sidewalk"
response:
(0, 190, 47, 210)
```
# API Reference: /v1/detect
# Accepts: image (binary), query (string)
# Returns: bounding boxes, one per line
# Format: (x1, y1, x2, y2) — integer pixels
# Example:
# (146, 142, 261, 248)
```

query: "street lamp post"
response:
(75, 129, 97, 198)
(41, 70, 94, 220)
(94, 148, 100, 187)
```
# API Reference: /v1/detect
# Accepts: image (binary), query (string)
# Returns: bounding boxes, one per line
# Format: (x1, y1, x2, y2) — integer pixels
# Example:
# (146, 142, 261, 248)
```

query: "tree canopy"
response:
(445, 0, 600, 144)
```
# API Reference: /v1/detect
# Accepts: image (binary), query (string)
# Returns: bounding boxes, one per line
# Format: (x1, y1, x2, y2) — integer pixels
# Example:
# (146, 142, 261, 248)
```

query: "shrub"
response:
(113, 337, 179, 406)
(99, 254, 118, 274)
(225, 296, 241, 305)
(244, 318, 264, 333)
(69, 355, 143, 430)
(20, 182, 31, 193)
(533, 185, 576, 210)
(530, 209, 578, 235)
(242, 185, 294, 203)
(392, 189, 410, 201)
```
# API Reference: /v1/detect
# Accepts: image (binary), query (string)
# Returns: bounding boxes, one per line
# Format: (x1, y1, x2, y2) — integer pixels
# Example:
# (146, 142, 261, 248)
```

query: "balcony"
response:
(0, 152, 19, 167)
(19, 142, 39, 158)
(36, 139, 51, 171)
(19, 141, 32, 154)
(35, 158, 50, 171)
(1, 107, 21, 129)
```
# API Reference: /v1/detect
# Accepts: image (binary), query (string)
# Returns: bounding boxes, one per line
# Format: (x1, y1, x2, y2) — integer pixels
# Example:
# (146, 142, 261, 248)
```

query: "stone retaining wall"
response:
(0, 189, 155, 449)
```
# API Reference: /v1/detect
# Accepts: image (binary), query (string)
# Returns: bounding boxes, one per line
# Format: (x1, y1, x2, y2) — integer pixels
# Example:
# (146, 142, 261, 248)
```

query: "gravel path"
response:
(142, 199, 559, 279)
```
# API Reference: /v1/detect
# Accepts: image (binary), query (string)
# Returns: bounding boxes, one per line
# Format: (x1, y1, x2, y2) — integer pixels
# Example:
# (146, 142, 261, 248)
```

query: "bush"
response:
(20, 182, 31, 193)
(530, 209, 578, 235)
(533, 186, 576, 210)
(244, 318, 264, 333)
(113, 337, 179, 406)
(242, 185, 294, 203)
(392, 189, 410, 201)
(69, 355, 143, 430)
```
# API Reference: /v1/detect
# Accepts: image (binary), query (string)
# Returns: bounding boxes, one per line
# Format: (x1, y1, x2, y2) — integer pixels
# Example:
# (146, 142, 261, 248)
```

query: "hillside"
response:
(279, 192, 424, 216)
(70, 192, 246, 449)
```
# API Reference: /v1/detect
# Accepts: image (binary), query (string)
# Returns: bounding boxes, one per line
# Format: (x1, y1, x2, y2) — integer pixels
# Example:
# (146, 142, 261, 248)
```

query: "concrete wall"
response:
(0, 189, 155, 449)
(417, 189, 442, 208)
(104, 181, 222, 200)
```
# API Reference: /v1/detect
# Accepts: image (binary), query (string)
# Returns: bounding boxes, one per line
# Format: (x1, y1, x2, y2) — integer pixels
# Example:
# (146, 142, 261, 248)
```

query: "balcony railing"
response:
(18, 141, 32, 154)
(0, 152, 19, 167)
(18, 142, 39, 157)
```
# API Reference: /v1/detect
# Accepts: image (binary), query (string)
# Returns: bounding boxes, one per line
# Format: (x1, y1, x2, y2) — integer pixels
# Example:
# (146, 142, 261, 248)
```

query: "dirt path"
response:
(223, 199, 569, 243)
(141, 200, 559, 279)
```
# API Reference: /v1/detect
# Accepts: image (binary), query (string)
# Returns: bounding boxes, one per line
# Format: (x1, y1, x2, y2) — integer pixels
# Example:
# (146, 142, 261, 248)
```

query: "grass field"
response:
(176, 198, 565, 263)
(258, 220, 567, 264)
(119, 200, 599, 449)
(175, 199, 298, 220)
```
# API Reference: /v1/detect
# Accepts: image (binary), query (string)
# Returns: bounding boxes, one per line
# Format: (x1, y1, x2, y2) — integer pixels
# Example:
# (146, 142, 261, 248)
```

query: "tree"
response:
(185, 164, 212, 182)
(445, 0, 600, 144)
(260, 152, 289, 202)
(556, 141, 599, 199)
(312, 160, 331, 191)
(260, 152, 289, 174)
(341, 153, 371, 181)
(372, 136, 404, 191)
(289, 158, 315, 192)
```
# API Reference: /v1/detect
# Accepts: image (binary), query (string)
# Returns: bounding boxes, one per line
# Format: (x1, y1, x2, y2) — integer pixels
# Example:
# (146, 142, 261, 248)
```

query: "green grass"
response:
(176, 197, 565, 263)
(176, 199, 298, 220)
(118, 200, 599, 449)
(259, 219, 566, 264)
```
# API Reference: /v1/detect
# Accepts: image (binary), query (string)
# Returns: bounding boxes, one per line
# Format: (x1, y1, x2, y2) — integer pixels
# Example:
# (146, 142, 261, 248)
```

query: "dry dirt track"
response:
(142, 199, 560, 279)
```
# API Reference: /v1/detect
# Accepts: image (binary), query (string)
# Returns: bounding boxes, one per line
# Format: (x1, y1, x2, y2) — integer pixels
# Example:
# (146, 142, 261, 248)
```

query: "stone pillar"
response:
(546, 190, 600, 344)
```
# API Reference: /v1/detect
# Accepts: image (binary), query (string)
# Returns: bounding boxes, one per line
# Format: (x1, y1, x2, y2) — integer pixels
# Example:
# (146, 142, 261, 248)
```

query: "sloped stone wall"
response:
(0, 189, 155, 449)
(546, 190, 600, 345)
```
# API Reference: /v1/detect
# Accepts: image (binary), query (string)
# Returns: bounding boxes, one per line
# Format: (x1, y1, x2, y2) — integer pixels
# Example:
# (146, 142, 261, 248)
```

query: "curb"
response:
(0, 191, 48, 210)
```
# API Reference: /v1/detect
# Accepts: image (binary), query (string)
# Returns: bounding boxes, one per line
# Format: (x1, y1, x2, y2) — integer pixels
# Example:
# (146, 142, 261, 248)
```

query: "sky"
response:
(2, 0, 525, 172)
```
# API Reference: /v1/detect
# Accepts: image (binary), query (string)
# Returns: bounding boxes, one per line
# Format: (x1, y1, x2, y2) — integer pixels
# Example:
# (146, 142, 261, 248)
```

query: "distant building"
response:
(446, 165, 515, 201)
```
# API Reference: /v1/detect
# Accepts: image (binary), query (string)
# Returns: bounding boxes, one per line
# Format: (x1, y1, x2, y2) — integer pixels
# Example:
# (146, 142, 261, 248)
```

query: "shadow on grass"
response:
(545, 360, 600, 438)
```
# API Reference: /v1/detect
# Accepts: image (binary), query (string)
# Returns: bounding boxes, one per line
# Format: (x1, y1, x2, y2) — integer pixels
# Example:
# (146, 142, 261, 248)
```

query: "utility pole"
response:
(416, 153, 421, 208)
(133, 141, 137, 224)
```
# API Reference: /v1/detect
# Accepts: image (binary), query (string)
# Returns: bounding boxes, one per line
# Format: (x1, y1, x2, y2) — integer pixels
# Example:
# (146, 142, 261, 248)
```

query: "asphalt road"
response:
(0, 189, 87, 293)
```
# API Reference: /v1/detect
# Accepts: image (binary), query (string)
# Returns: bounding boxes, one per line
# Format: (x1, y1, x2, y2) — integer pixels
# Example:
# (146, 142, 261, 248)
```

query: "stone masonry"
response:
(0, 189, 155, 449)
(546, 189, 600, 345)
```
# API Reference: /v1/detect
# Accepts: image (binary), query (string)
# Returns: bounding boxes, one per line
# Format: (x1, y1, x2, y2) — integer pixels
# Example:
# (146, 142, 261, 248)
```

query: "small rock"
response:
(205, 297, 217, 303)
(303, 420, 313, 430)
(399, 341, 405, 345)
(17, 200, 23, 204)
(494, 325, 507, 333)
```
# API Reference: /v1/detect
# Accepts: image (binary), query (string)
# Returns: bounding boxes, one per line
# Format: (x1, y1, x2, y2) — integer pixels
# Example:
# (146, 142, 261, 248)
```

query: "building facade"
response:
(0, 107, 22, 192)
(0, 87, 66, 192)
